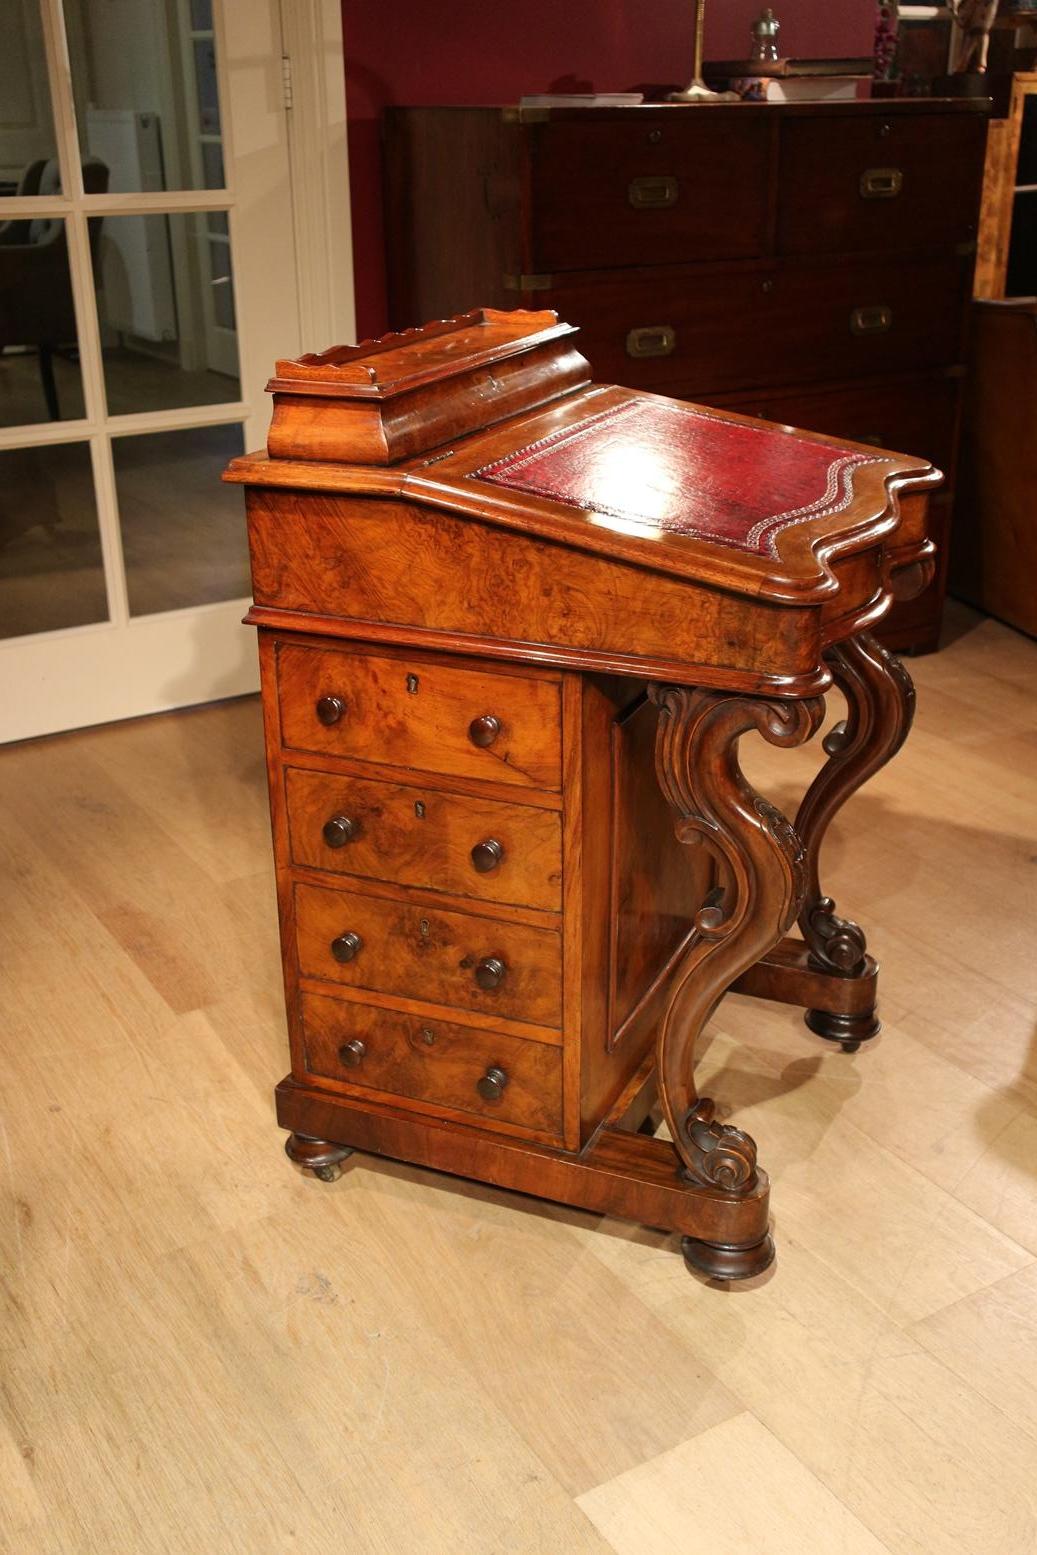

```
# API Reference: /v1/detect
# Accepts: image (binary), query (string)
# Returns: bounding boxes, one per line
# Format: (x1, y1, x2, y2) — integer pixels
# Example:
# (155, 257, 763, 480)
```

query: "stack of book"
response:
(703, 57, 871, 102)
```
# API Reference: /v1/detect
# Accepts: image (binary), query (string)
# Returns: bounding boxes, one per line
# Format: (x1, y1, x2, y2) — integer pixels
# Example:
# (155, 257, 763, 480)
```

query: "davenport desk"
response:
(225, 309, 938, 1283)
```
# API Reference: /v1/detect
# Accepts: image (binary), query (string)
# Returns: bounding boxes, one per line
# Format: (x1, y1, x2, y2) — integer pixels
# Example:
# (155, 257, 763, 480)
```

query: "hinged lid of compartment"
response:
(265, 308, 591, 466)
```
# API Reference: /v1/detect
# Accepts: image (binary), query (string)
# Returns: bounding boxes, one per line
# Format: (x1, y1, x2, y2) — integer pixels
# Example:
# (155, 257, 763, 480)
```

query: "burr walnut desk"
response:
(225, 309, 938, 1282)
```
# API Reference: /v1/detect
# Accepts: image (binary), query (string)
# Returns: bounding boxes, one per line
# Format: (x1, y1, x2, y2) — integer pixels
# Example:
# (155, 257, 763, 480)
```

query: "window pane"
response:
(65, 0, 227, 193)
(0, 1, 60, 194)
(114, 423, 248, 616)
(0, 442, 107, 638)
(0, 218, 87, 427)
(95, 212, 240, 415)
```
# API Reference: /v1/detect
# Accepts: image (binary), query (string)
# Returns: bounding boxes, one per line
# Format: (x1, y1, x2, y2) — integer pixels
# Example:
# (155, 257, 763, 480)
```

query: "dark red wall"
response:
(342, 0, 875, 338)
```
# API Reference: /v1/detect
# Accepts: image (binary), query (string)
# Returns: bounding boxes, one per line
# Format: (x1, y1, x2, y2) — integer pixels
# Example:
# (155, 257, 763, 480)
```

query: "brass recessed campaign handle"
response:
(860, 167, 903, 200)
(628, 174, 678, 209)
(850, 305, 893, 336)
(626, 325, 676, 359)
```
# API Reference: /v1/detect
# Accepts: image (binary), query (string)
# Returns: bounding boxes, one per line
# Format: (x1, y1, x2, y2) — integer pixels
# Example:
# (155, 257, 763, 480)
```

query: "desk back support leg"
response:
(649, 685, 824, 1278)
(795, 631, 916, 1049)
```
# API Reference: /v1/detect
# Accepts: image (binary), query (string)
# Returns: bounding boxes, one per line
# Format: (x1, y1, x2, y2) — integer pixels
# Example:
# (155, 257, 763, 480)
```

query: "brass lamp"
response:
(669, 0, 739, 101)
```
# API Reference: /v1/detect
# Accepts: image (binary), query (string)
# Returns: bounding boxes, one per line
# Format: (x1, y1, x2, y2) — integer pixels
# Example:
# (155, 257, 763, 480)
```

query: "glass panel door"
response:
(0, 0, 315, 743)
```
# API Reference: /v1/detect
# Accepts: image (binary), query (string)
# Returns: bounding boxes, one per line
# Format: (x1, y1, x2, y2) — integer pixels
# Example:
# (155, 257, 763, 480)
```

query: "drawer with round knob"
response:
(285, 766, 562, 911)
(293, 882, 562, 1028)
(276, 642, 562, 791)
(298, 991, 563, 1142)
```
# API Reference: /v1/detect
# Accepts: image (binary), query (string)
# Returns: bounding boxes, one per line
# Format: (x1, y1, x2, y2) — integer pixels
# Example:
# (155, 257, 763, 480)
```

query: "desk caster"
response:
(682, 1231, 775, 1282)
(804, 1005, 879, 1051)
(285, 1133, 354, 1180)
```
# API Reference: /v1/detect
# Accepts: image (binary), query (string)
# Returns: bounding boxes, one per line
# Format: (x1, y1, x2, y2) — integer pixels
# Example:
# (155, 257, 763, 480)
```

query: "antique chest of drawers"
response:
(226, 308, 936, 1284)
(384, 99, 988, 652)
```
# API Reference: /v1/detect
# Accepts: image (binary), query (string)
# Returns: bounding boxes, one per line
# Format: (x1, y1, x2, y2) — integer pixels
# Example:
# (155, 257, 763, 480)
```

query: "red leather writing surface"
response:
(474, 400, 882, 557)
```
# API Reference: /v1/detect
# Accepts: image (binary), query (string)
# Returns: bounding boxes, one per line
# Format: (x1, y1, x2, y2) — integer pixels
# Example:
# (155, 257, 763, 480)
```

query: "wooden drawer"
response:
(716, 370, 962, 475)
(299, 991, 563, 1140)
(285, 766, 562, 912)
(777, 112, 987, 256)
(294, 881, 562, 1028)
(546, 252, 970, 396)
(276, 643, 562, 791)
(525, 114, 770, 270)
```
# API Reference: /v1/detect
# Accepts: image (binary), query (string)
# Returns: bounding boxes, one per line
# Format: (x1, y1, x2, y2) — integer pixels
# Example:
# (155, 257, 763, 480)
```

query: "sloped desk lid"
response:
(226, 311, 940, 605)
(472, 396, 883, 560)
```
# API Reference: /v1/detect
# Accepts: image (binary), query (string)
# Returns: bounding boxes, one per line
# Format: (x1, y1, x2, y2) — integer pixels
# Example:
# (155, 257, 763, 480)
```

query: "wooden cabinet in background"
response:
(384, 99, 989, 652)
(952, 299, 1037, 638)
(975, 71, 1037, 301)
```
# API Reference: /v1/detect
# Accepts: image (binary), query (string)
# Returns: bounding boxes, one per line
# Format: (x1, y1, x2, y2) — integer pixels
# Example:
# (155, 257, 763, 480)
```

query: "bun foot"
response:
(285, 1132, 354, 1180)
(682, 1231, 775, 1283)
(804, 1005, 880, 1050)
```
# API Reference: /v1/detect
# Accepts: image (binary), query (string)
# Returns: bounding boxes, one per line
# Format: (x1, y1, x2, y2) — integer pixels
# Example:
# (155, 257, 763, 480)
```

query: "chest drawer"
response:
(294, 881, 562, 1028)
(285, 766, 562, 912)
(777, 112, 987, 257)
(545, 251, 969, 396)
(717, 369, 961, 475)
(525, 114, 770, 270)
(276, 643, 562, 791)
(299, 991, 563, 1141)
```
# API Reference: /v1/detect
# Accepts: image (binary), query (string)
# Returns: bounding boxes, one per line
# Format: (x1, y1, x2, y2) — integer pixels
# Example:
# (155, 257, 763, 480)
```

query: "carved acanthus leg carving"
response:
(649, 685, 824, 1276)
(794, 631, 915, 1048)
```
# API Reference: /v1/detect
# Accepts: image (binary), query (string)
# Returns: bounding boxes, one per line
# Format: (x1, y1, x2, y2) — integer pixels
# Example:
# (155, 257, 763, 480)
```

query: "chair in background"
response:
(0, 157, 108, 420)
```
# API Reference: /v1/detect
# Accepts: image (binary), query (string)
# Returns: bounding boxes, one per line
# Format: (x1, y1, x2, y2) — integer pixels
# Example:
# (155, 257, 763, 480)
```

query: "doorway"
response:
(0, 0, 353, 742)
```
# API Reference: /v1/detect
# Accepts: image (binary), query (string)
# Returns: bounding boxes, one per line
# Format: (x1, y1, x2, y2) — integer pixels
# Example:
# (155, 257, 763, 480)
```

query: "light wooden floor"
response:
(1, 603, 1035, 1555)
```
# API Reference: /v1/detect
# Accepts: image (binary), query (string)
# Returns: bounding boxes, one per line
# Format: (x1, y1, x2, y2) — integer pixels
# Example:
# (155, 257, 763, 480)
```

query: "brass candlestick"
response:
(669, 1, 739, 102)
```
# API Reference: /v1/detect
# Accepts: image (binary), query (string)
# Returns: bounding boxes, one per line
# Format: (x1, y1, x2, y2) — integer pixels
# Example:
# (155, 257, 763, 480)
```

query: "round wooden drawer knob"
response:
(477, 1066, 508, 1102)
(470, 837, 504, 873)
(468, 714, 501, 749)
(330, 931, 363, 964)
(322, 814, 359, 848)
(337, 1039, 366, 1067)
(316, 695, 346, 726)
(474, 955, 506, 990)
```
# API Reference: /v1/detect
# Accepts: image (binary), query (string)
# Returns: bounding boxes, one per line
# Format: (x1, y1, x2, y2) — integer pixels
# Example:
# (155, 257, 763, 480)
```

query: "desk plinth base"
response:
(733, 935, 881, 1052)
(276, 1076, 774, 1282)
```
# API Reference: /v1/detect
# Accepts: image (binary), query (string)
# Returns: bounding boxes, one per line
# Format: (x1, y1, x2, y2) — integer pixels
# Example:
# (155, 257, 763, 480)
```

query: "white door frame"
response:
(0, 0, 354, 744)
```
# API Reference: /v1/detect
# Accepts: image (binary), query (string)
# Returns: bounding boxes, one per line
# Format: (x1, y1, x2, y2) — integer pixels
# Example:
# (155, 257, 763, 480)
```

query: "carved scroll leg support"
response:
(650, 685, 825, 1281)
(794, 631, 916, 1052)
(285, 1132, 355, 1182)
